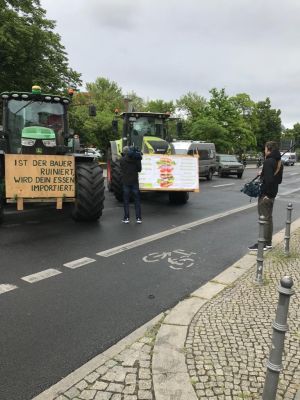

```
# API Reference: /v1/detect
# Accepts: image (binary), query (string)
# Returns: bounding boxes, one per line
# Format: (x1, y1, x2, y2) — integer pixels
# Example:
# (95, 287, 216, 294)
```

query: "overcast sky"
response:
(40, 0, 300, 127)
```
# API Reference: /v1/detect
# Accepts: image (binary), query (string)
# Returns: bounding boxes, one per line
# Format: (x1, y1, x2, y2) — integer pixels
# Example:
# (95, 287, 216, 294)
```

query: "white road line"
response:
(289, 172, 299, 176)
(0, 284, 18, 295)
(21, 269, 62, 283)
(212, 183, 235, 188)
(279, 187, 300, 196)
(63, 257, 96, 269)
(97, 203, 256, 257)
(280, 178, 300, 186)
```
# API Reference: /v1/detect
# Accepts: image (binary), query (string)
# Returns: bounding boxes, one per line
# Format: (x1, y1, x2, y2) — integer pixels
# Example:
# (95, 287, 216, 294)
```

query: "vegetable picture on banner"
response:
(139, 155, 199, 191)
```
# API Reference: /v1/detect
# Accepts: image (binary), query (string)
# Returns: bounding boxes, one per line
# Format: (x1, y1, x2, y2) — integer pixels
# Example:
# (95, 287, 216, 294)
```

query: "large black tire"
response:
(111, 160, 123, 202)
(0, 193, 3, 225)
(206, 169, 213, 181)
(218, 168, 224, 178)
(72, 162, 105, 222)
(106, 148, 113, 192)
(169, 191, 189, 205)
(0, 178, 4, 224)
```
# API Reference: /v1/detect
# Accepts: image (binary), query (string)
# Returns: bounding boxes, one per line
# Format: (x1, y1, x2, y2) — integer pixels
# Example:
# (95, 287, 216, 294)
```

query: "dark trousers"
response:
(123, 183, 141, 220)
(258, 196, 274, 245)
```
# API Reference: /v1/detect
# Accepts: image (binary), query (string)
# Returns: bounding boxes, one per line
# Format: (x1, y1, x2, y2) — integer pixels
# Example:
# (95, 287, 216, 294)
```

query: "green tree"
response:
(253, 98, 282, 150)
(125, 91, 145, 112)
(206, 89, 256, 153)
(69, 77, 125, 151)
(0, 0, 81, 93)
(176, 92, 207, 119)
(144, 99, 175, 114)
(284, 122, 300, 142)
(189, 116, 230, 152)
(86, 77, 124, 112)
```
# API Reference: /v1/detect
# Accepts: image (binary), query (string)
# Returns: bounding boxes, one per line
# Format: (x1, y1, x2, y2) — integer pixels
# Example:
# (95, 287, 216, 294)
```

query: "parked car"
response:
(216, 154, 244, 178)
(171, 140, 217, 180)
(84, 148, 103, 159)
(280, 152, 296, 166)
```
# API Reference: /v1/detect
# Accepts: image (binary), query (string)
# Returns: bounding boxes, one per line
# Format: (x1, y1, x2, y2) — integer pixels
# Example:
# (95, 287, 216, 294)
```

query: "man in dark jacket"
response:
(249, 141, 283, 251)
(120, 146, 142, 224)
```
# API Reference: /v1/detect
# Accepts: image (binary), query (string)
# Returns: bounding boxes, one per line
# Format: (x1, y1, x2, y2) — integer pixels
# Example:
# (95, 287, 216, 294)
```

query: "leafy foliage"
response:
(253, 98, 282, 150)
(0, 0, 81, 93)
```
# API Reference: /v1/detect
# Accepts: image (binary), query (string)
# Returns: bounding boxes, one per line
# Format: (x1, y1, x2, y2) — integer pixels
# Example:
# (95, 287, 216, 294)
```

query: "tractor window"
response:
(7, 99, 64, 153)
(129, 117, 166, 150)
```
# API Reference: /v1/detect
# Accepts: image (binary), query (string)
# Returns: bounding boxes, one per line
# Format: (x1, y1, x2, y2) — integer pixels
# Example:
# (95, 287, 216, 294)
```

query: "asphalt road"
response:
(1, 165, 300, 400)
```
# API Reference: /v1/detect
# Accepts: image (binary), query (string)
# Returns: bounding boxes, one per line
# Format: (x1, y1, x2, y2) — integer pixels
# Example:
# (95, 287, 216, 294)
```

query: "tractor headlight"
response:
(21, 138, 36, 146)
(42, 139, 56, 147)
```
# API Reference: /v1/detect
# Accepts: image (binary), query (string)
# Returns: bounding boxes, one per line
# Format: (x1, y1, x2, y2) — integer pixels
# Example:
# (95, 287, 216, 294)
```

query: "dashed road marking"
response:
(21, 269, 62, 283)
(63, 257, 96, 269)
(0, 284, 18, 295)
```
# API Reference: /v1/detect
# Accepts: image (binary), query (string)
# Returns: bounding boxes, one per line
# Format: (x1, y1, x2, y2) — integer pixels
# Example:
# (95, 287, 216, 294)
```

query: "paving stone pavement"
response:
(36, 227, 300, 400)
(53, 324, 160, 400)
(186, 232, 300, 399)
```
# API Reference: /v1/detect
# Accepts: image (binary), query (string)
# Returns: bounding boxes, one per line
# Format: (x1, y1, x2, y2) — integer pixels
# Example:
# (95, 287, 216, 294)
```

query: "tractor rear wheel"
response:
(169, 191, 189, 205)
(72, 162, 105, 221)
(111, 160, 123, 202)
(0, 179, 4, 224)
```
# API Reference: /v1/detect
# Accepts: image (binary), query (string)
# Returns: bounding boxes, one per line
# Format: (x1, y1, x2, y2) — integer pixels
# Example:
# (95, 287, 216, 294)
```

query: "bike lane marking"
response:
(97, 203, 256, 258)
(143, 249, 196, 270)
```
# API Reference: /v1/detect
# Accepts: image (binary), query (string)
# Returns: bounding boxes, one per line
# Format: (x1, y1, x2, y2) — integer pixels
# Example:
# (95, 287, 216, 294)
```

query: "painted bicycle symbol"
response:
(142, 249, 196, 270)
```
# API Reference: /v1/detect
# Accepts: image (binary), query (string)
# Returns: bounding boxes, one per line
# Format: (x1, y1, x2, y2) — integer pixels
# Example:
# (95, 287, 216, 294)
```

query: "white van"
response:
(171, 140, 217, 180)
(280, 152, 296, 166)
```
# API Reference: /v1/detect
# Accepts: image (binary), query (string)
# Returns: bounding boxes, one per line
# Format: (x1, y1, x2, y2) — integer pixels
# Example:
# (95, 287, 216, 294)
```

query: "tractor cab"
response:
(0, 86, 71, 156)
(116, 112, 174, 155)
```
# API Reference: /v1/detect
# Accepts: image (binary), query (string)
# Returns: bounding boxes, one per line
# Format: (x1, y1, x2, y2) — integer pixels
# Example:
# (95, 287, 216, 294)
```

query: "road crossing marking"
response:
(63, 257, 96, 269)
(0, 284, 18, 295)
(97, 203, 256, 257)
(21, 268, 62, 283)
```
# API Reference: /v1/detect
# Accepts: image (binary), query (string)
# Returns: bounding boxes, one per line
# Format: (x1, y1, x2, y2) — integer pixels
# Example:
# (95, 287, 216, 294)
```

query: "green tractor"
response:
(107, 111, 189, 204)
(0, 86, 105, 223)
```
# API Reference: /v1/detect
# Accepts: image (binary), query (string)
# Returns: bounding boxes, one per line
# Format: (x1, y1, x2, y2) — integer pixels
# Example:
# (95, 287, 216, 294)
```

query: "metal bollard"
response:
(262, 276, 295, 399)
(284, 203, 293, 256)
(255, 215, 268, 285)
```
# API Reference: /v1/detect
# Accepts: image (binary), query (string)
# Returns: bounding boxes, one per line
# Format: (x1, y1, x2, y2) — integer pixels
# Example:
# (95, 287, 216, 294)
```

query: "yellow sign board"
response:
(5, 155, 75, 198)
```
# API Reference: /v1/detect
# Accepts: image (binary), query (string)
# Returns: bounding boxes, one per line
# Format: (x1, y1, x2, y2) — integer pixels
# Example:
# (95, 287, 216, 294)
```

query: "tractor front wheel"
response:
(72, 162, 105, 222)
(111, 161, 123, 202)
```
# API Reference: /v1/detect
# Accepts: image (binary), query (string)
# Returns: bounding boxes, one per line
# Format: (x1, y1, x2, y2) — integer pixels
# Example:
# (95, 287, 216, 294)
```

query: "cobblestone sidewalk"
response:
(53, 321, 162, 400)
(186, 233, 300, 399)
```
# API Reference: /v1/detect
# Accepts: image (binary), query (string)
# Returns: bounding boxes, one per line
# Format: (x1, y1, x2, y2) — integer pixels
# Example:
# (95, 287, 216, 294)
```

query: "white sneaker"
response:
(122, 218, 130, 224)
(136, 218, 142, 224)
